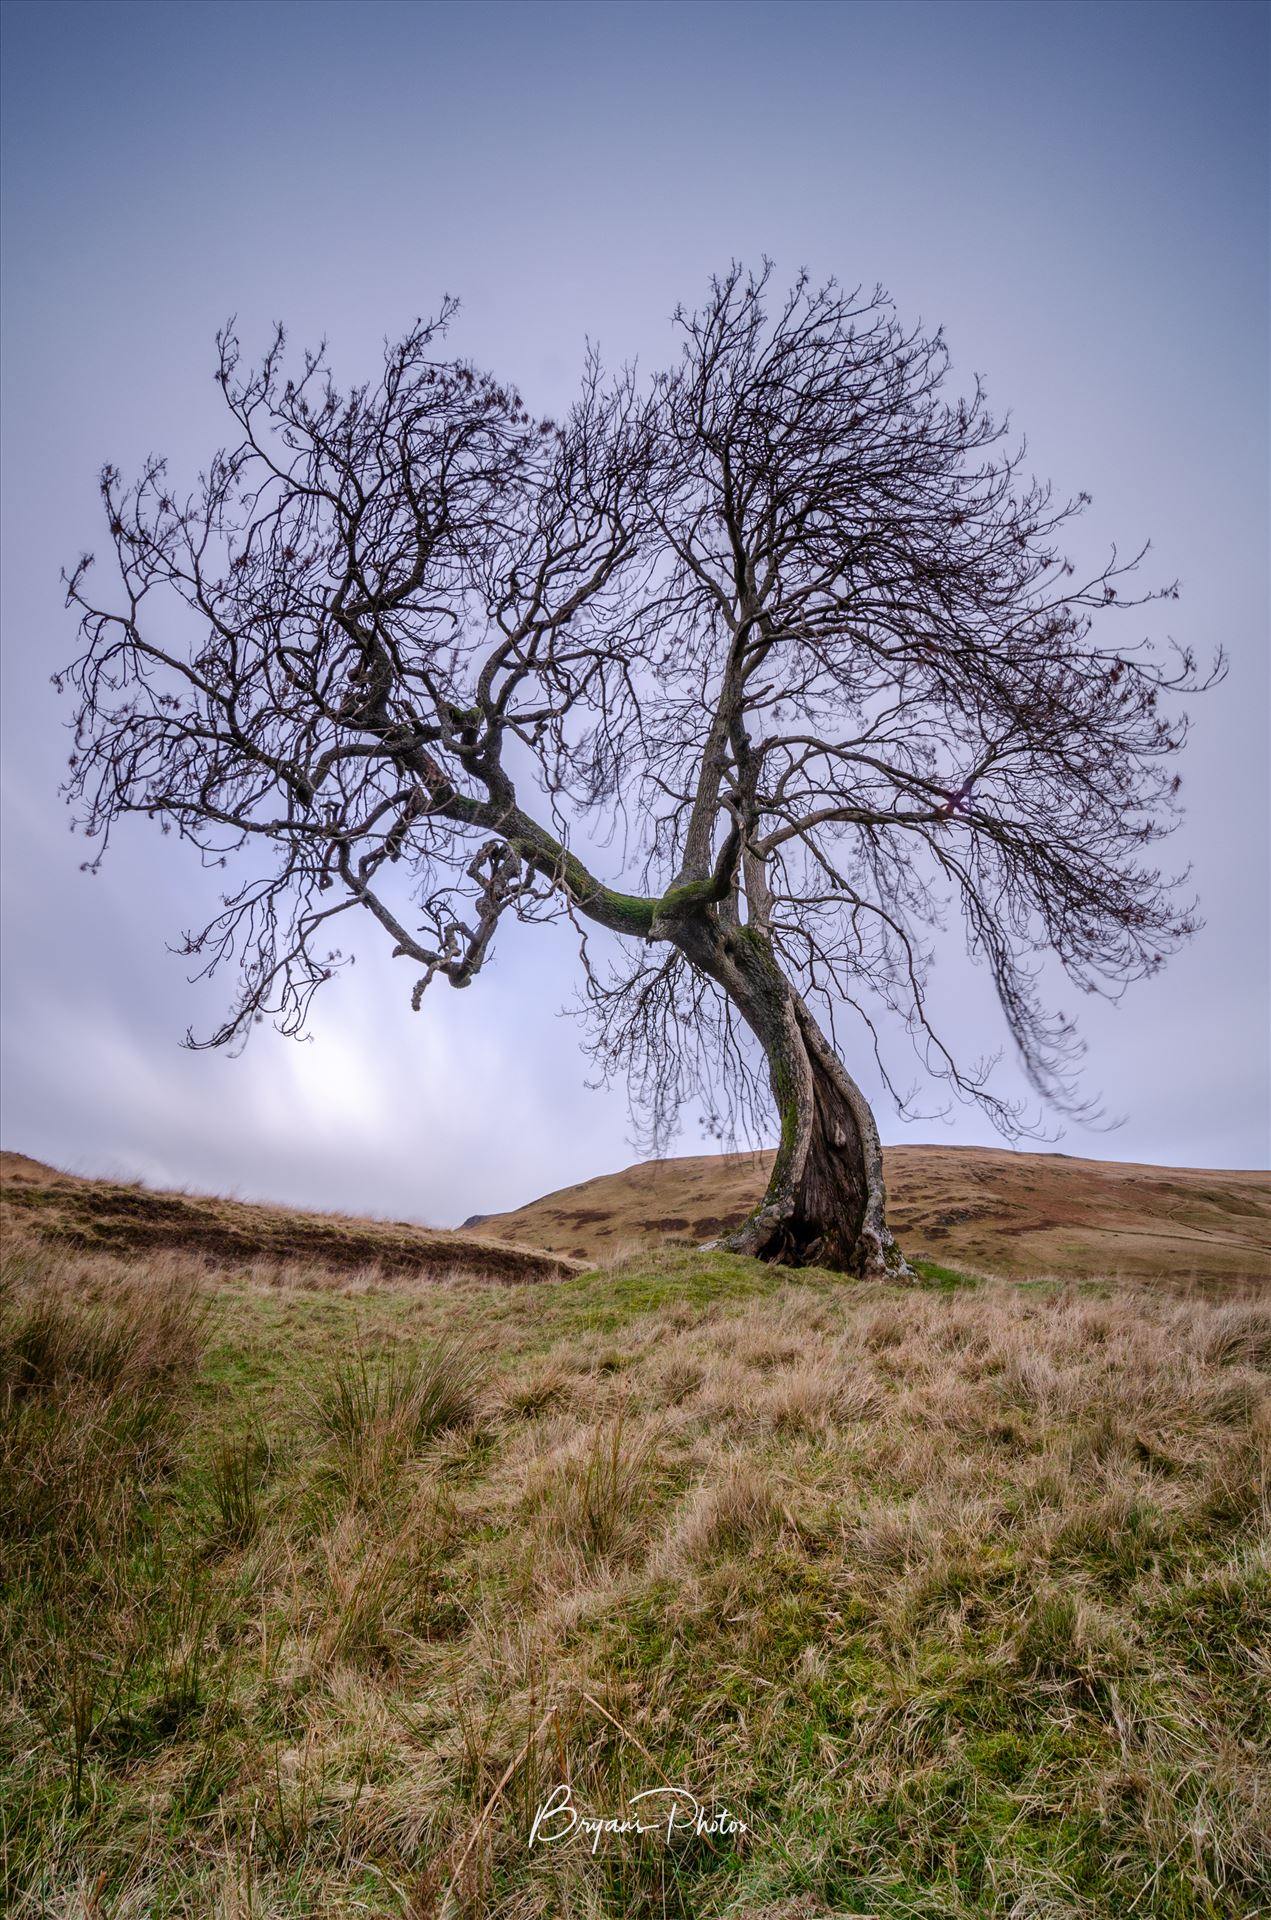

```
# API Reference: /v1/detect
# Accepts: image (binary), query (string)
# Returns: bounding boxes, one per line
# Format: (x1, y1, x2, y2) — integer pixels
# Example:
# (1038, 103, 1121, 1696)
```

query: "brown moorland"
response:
(471, 1145, 1271, 1283)
(0, 1150, 580, 1285)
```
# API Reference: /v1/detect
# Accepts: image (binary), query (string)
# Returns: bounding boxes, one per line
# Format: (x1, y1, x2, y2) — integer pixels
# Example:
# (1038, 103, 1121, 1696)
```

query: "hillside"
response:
(7, 1145, 1267, 1288)
(0, 1150, 580, 1285)
(3, 1193, 1268, 1916)
(474, 1143, 1271, 1282)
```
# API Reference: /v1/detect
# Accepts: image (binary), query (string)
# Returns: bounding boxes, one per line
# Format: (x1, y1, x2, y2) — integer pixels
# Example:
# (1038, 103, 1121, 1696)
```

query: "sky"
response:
(1, 0, 1268, 1226)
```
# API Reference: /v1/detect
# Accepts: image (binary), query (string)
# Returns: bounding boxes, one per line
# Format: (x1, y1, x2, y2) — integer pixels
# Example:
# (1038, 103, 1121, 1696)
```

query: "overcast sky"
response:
(2, 0, 1267, 1226)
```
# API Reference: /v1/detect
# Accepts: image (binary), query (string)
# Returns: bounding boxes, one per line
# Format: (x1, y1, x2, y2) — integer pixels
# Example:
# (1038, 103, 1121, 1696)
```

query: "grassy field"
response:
(1, 1190, 1268, 1916)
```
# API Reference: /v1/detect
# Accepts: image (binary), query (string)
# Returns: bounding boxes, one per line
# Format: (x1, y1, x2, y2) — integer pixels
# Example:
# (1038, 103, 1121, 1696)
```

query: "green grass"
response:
(910, 1256, 982, 1289)
(0, 1238, 1268, 1917)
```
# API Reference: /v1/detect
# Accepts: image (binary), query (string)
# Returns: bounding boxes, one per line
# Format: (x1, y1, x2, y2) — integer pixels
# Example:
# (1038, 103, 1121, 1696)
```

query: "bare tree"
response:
(60, 267, 1217, 1275)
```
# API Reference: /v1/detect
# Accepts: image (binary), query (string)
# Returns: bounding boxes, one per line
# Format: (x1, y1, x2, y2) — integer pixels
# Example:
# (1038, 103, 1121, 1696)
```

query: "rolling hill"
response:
(472, 1143, 1271, 1283)
(5, 1144, 1268, 1286)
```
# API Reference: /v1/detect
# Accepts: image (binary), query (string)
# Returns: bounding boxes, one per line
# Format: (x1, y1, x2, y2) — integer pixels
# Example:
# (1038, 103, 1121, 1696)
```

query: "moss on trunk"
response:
(667, 914, 911, 1279)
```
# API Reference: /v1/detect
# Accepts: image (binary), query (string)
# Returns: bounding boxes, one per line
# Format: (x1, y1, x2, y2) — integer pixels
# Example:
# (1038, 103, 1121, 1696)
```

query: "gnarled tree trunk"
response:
(663, 909, 912, 1279)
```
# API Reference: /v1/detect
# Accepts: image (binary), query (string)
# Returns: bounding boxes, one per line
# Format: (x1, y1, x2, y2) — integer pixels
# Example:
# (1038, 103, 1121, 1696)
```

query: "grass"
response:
(313, 1340, 487, 1504)
(0, 1227, 1268, 1917)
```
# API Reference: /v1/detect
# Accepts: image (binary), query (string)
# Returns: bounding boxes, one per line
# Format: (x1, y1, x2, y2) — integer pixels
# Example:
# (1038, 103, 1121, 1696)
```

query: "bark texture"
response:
(661, 906, 911, 1279)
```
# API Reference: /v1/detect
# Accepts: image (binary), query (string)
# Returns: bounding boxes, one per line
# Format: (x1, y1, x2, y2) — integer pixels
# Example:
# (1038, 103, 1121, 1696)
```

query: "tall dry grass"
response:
(313, 1337, 487, 1503)
(1, 1236, 1268, 1917)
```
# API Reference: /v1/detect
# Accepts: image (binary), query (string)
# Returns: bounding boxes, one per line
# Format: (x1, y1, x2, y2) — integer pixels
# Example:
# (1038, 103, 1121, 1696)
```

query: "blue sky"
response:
(2, 0, 1267, 1222)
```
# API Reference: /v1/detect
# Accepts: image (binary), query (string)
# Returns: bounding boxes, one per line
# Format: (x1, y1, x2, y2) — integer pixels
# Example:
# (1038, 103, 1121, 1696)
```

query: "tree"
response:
(60, 266, 1216, 1276)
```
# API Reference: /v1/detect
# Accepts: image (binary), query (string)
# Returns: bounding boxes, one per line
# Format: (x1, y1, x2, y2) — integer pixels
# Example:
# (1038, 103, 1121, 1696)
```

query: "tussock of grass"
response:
(541, 1408, 657, 1570)
(315, 1339, 487, 1501)
(0, 1248, 207, 1400)
(209, 1426, 272, 1546)
(1, 1239, 1268, 1917)
(657, 1456, 784, 1573)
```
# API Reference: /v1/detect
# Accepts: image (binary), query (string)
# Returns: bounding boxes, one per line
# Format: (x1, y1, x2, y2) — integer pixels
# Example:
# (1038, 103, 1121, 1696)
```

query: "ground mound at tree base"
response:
(474, 1143, 1271, 1283)
(0, 1151, 580, 1284)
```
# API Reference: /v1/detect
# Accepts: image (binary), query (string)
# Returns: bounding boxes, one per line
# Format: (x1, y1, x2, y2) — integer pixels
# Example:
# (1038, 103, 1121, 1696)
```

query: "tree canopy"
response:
(61, 265, 1216, 1272)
